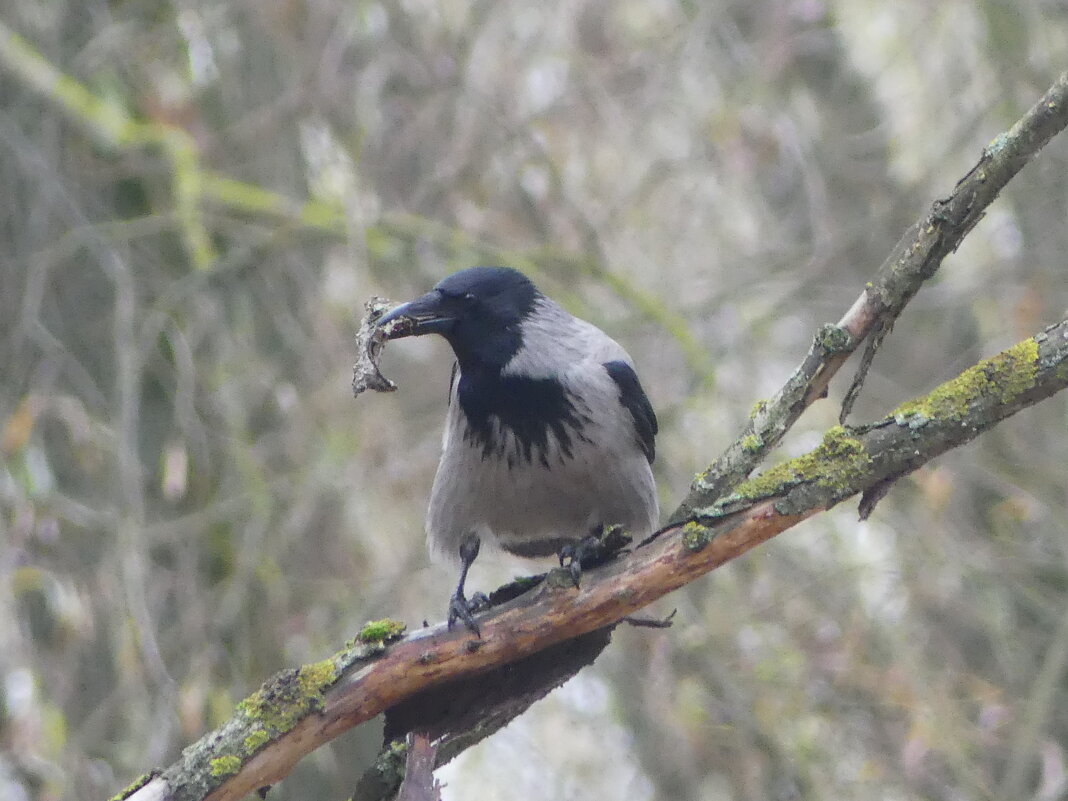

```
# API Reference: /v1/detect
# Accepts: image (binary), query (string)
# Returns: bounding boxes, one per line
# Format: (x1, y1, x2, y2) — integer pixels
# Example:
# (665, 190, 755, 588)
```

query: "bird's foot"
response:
(558, 525, 631, 586)
(447, 590, 490, 636)
(559, 535, 604, 586)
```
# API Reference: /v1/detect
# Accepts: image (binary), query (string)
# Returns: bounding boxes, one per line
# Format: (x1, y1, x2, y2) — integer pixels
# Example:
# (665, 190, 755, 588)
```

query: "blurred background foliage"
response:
(2, 1, 1068, 799)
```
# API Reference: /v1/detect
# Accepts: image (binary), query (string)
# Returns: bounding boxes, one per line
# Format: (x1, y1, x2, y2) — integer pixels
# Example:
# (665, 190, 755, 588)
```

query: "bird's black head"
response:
(377, 267, 539, 370)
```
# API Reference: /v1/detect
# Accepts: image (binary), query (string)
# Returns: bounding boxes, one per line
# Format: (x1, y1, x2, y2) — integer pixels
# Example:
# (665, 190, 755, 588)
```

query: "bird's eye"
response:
(463, 292, 477, 304)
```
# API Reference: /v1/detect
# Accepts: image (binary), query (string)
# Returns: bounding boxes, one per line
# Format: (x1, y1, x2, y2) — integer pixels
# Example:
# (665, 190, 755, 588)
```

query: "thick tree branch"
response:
(123, 318, 1068, 801)
(670, 70, 1068, 523)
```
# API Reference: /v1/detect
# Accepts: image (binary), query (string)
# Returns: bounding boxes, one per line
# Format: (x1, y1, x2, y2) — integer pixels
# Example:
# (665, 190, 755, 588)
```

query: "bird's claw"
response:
(568, 557, 582, 587)
(447, 591, 490, 636)
(558, 543, 575, 568)
(558, 533, 611, 588)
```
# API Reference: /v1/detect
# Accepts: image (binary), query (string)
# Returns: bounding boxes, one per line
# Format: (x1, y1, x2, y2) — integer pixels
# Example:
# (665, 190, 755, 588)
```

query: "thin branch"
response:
(123, 319, 1068, 801)
(669, 70, 1068, 524)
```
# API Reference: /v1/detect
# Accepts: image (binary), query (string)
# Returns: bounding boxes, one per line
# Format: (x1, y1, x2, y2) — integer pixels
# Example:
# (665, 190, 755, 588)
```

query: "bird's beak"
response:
(375, 290, 456, 339)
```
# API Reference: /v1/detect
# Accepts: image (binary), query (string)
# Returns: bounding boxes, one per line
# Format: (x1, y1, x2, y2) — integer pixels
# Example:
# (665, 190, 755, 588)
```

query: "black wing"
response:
(603, 360, 657, 463)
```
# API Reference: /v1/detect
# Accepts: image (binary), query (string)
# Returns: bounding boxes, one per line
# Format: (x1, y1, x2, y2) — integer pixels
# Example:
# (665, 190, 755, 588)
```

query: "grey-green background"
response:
(3, 2, 1068, 799)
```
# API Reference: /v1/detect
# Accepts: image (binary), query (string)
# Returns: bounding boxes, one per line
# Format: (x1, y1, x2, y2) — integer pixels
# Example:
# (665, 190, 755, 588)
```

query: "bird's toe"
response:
(447, 591, 489, 636)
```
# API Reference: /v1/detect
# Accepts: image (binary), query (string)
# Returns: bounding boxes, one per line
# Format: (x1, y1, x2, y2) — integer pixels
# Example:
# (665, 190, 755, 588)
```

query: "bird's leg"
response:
(447, 532, 490, 635)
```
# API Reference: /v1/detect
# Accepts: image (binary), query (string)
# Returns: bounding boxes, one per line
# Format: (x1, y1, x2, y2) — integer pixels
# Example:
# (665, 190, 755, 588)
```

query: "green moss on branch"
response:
(892, 339, 1039, 424)
(209, 756, 242, 778)
(730, 425, 873, 502)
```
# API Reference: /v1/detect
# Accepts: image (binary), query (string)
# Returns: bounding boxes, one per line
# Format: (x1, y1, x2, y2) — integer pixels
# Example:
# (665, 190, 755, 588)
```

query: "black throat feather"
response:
(456, 368, 592, 468)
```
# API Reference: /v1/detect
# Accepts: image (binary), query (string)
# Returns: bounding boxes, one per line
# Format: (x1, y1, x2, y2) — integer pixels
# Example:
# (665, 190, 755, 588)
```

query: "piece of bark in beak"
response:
(352, 297, 413, 396)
